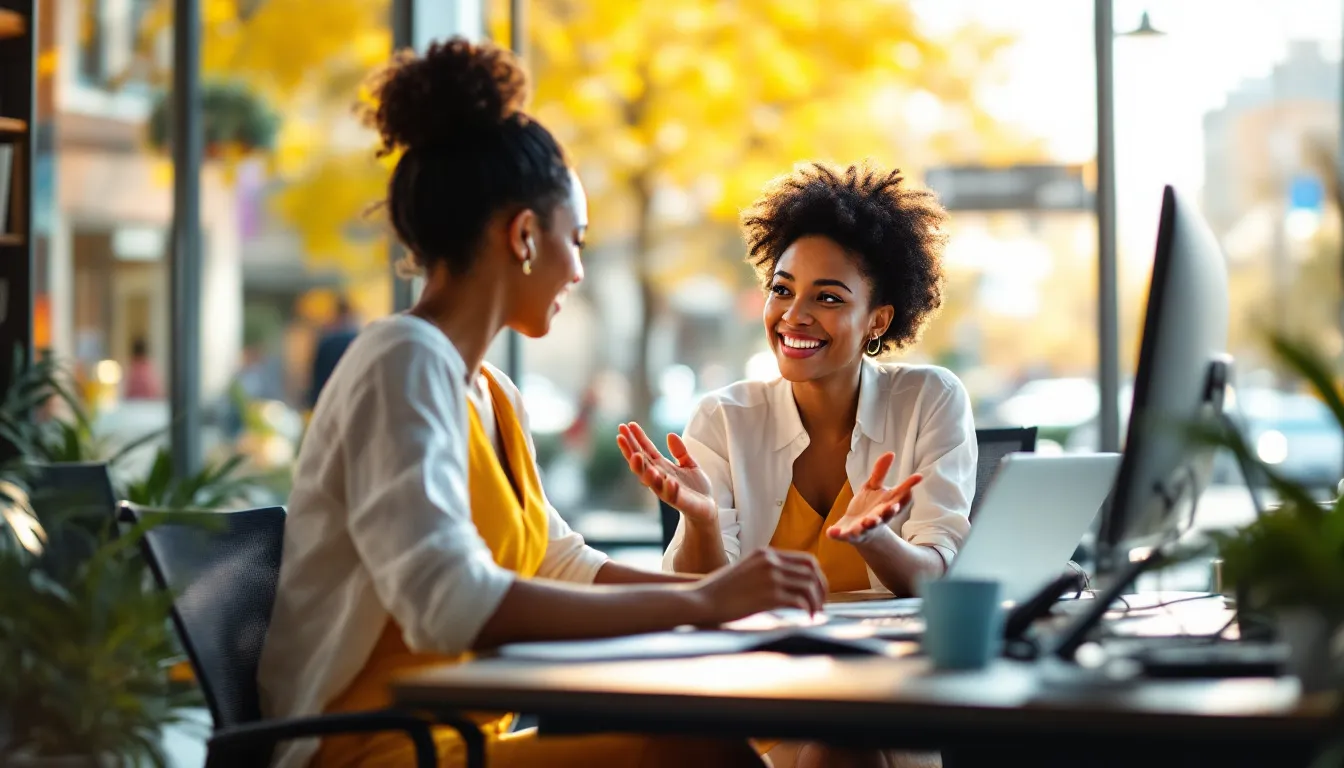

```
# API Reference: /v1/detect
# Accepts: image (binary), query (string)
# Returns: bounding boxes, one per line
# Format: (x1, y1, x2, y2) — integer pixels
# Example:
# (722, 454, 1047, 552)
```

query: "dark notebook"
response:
(494, 623, 918, 663)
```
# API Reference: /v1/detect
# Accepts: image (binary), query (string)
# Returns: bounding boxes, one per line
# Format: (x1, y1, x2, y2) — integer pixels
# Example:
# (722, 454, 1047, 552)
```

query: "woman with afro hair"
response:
(621, 162, 976, 600)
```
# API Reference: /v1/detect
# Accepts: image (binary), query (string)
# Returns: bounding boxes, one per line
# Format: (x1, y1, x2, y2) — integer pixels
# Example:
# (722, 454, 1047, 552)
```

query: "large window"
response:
(1109, 1, 1342, 554)
(195, 0, 396, 497)
(37, 0, 180, 487)
(489, 0, 1098, 531)
(33, 1, 1344, 542)
(39, 0, 397, 499)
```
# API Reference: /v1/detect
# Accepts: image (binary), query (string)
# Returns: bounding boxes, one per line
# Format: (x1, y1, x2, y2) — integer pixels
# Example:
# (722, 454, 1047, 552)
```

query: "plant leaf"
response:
(1267, 332, 1344, 434)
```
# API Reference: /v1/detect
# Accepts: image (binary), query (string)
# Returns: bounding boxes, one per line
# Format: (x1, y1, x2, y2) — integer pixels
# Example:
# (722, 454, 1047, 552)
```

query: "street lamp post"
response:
(1095, 0, 1121, 454)
(1095, 3, 1165, 454)
(170, 0, 203, 479)
(505, 0, 525, 382)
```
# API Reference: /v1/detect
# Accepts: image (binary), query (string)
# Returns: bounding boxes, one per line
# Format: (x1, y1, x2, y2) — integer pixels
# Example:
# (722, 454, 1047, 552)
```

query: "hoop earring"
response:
(866, 336, 883, 356)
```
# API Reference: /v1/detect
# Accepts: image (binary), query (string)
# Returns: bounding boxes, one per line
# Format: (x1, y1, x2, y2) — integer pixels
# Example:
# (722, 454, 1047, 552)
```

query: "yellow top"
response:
(767, 482, 871, 593)
(315, 368, 550, 767)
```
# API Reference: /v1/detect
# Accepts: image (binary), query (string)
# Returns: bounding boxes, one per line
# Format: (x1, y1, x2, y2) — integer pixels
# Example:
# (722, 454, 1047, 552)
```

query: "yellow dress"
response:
(313, 370, 758, 768)
(767, 482, 872, 593)
(760, 485, 945, 768)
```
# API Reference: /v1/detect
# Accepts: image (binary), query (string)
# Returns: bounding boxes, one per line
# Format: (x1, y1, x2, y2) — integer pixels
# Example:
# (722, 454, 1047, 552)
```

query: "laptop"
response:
(945, 452, 1122, 603)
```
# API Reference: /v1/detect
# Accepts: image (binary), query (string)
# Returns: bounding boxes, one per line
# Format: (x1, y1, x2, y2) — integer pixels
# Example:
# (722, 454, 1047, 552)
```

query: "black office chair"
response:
(118, 502, 484, 768)
(970, 426, 1038, 522)
(26, 462, 120, 578)
(657, 426, 1039, 550)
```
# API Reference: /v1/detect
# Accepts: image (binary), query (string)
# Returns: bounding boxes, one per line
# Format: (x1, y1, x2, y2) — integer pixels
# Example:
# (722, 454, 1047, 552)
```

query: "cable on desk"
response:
(1073, 589, 1132, 612)
(1204, 614, 1238, 640)
(1065, 560, 1092, 599)
(1130, 593, 1224, 612)
(1097, 598, 1238, 643)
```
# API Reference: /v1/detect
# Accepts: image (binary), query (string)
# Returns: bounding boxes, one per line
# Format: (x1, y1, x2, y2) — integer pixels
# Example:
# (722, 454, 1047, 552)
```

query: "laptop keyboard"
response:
(856, 615, 926, 639)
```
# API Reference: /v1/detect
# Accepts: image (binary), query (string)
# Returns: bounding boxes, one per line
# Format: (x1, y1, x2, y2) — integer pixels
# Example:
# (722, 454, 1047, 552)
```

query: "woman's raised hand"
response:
(616, 422, 718, 525)
(827, 452, 923, 544)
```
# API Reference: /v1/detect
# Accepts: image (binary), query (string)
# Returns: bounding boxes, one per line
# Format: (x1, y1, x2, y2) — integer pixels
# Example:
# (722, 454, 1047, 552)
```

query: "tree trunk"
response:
(630, 175, 658, 430)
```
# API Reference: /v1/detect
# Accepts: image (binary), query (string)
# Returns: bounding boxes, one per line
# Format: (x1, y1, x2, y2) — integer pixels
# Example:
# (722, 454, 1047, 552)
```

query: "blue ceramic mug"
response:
(920, 577, 1004, 670)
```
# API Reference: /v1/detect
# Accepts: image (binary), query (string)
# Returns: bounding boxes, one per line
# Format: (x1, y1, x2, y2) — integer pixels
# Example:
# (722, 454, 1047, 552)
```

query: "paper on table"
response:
(494, 625, 917, 662)
(824, 597, 923, 619)
(721, 609, 828, 632)
(494, 630, 770, 662)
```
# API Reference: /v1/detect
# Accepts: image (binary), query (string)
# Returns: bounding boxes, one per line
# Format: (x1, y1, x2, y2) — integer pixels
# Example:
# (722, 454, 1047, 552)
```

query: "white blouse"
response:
(662, 359, 977, 589)
(258, 315, 609, 768)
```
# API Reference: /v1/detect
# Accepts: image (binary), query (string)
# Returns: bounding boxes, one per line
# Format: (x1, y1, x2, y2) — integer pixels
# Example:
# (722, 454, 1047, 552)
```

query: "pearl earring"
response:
(522, 236, 536, 275)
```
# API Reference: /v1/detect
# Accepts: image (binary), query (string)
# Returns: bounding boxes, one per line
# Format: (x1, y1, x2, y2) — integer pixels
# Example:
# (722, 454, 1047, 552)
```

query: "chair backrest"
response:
(29, 462, 119, 577)
(31, 462, 119, 512)
(120, 502, 285, 730)
(971, 426, 1038, 522)
(657, 426, 1039, 549)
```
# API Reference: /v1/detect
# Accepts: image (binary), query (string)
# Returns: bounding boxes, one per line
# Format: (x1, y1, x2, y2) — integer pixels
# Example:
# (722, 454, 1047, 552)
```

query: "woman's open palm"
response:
(828, 452, 922, 544)
(616, 422, 717, 524)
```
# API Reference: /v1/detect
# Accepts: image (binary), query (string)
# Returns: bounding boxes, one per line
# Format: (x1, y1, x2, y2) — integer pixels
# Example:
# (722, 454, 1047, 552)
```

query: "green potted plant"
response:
(0, 347, 270, 511)
(0, 471, 198, 767)
(0, 349, 164, 466)
(1189, 332, 1344, 691)
(0, 347, 275, 764)
(0, 466, 42, 557)
(147, 80, 279, 160)
(122, 446, 261, 510)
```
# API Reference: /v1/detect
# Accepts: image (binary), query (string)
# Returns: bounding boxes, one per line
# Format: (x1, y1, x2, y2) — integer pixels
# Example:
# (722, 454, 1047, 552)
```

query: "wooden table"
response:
(391, 597, 1338, 767)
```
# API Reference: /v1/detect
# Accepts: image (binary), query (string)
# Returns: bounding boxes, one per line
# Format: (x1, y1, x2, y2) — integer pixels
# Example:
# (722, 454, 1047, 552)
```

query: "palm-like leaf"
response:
(0, 472, 45, 557)
(0, 347, 271, 761)
(0, 345, 173, 467)
(1184, 418, 1321, 515)
(0, 507, 200, 762)
(122, 447, 261, 510)
(1188, 329, 1344, 620)
(1269, 334, 1344, 434)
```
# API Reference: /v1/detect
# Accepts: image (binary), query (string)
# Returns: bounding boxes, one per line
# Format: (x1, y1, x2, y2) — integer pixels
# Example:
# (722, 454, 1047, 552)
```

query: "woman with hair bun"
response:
(257, 38, 814, 768)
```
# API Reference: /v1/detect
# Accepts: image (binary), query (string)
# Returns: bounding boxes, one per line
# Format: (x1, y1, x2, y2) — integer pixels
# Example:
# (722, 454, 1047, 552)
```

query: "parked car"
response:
(1224, 387, 1343, 492)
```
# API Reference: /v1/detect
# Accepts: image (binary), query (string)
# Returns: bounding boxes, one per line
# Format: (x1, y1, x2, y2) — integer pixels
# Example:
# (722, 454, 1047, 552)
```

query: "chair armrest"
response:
(208, 709, 485, 768)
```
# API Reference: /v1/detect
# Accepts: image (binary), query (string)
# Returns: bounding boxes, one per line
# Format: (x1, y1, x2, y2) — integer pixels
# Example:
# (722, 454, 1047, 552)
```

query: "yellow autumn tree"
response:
(493, 0, 1044, 421)
(194, 0, 395, 279)
(115, 0, 1045, 424)
(110, 0, 394, 278)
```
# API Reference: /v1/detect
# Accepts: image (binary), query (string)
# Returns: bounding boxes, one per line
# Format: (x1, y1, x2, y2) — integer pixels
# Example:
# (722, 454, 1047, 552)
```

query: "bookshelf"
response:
(0, 0, 33, 397)
(0, 9, 21, 41)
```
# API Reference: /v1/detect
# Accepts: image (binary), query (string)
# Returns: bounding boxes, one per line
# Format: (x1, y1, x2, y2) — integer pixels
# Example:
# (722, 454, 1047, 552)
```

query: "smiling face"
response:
(763, 235, 895, 383)
(507, 169, 589, 338)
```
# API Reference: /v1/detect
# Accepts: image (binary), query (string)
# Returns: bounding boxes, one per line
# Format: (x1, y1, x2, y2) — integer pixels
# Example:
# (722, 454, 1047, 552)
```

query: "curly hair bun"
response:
(364, 37, 529, 156)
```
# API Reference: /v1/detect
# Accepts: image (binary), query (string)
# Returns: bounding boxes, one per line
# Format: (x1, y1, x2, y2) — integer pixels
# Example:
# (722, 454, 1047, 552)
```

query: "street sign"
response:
(1288, 173, 1324, 212)
(923, 164, 1092, 212)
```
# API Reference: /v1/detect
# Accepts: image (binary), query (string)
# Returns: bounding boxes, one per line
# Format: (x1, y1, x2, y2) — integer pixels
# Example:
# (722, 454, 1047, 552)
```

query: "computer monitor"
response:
(1095, 185, 1230, 569)
(1050, 185, 1230, 659)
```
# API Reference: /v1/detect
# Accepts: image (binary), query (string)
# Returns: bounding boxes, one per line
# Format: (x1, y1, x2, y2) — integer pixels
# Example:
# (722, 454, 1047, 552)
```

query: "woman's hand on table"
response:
(690, 548, 828, 623)
(827, 452, 922, 544)
(617, 422, 717, 525)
